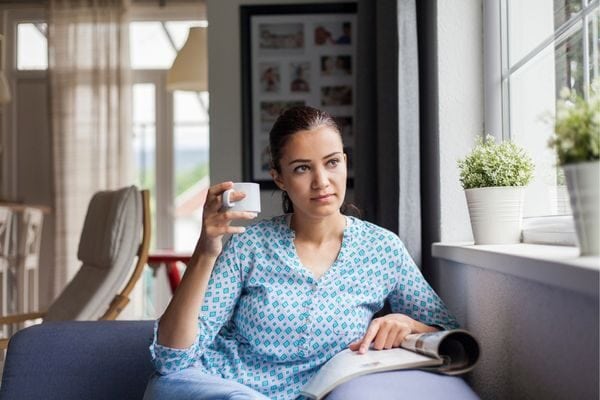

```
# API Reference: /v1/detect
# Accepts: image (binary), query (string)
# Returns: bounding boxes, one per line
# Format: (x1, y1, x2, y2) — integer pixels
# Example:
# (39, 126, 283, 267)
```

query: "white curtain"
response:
(397, 0, 421, 266)
(48, 0, 132, 296)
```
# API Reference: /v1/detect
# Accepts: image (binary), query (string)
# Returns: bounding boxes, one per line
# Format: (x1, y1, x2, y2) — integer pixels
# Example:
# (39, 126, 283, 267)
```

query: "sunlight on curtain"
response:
(48, 0, 132, 295)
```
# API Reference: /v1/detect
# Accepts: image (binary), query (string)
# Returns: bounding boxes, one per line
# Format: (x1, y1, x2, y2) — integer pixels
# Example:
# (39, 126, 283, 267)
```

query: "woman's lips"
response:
(311, 194, 334, 201)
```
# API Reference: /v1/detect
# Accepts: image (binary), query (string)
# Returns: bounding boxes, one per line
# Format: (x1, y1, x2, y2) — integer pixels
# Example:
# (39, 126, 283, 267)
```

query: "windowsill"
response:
(432, 243, 600, 297)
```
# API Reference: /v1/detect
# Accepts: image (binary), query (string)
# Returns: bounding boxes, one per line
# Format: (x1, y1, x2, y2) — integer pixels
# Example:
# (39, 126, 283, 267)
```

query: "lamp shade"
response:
(167, 27, 208, 92)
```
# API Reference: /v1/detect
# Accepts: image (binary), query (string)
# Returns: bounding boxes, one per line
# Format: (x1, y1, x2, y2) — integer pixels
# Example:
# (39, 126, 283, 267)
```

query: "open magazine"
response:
(300, 329, 480, 400)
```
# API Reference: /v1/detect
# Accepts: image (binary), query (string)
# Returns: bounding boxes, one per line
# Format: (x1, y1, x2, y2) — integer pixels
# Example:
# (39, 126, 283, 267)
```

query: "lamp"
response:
(0, 34, 11, 104)
(167, 26, 208, 92)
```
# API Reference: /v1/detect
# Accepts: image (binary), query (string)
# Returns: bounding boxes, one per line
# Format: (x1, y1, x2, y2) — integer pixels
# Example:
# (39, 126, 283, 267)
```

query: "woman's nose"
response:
(312, 167, 329, 189)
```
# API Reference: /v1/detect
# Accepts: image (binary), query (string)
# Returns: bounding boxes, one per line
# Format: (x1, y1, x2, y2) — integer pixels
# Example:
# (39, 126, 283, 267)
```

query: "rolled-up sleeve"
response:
(149, 235, 245, 374)
(149, 318, 202, 374)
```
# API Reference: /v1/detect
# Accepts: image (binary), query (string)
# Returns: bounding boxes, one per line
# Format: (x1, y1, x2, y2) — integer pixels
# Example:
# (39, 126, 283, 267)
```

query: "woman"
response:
(144, 106, 458, 400)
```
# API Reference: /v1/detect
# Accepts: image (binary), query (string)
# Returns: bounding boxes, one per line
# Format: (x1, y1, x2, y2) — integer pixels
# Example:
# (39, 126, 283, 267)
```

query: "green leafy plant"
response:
(548, 82, 600, 166)
(457, 135, 534, 189)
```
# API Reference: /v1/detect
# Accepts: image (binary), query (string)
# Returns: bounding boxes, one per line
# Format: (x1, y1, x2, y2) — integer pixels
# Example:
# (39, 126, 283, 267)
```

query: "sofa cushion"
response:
(0, 321, 154, 400)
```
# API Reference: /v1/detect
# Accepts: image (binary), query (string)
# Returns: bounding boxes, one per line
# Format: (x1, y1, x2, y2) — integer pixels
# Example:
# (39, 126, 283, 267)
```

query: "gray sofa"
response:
(0, 321, 154, 400)
(0, 321, 479, 399)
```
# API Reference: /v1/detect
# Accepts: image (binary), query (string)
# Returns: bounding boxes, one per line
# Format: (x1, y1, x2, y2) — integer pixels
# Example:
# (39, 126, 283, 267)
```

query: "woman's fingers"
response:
(206, 189, 248, 213)
(204, 182, 233, 211)
(356, 319, 381, 354)
(384, 327, 401, 349)
(350, 316, 415, 353)
(224, 191, 247, 205)
(207, 181, 234, 197)
(195, 181, 258, 258)
(206, 181, 250, 211)
(218, 210, 257, 222)
(203, 211, 257, 236)
(393, 334, 405, 348)
(348, 339, 362, 351)
(373, 325, 390, 350)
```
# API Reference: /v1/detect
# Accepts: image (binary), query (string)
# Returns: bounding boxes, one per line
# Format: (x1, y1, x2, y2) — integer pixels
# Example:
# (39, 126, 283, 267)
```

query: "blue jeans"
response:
(143, 367, 271, 400)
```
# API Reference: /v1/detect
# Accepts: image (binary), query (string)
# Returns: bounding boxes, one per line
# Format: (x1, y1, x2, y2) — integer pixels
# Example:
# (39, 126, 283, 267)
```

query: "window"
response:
(130, 19, 209, 252)
(16, 23, 48, 70)
(487, 0, 599, 218)
(16, 16, 209, 252)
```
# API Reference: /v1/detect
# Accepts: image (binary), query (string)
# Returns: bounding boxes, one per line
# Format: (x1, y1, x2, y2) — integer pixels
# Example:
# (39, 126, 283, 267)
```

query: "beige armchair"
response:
(0, 186, 151, 349)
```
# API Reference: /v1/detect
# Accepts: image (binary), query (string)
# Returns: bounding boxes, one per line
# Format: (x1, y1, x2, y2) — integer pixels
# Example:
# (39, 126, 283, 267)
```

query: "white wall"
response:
(207, 0, 349, 220)
(436, 0, 484, 243)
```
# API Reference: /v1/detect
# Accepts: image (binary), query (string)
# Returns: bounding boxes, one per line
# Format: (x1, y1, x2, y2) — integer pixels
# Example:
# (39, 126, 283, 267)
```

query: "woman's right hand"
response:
(195, 181, 258, 258)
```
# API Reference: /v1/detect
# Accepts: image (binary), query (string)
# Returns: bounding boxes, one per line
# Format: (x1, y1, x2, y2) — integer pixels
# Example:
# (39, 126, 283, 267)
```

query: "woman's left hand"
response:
(348, 313, 419, 354)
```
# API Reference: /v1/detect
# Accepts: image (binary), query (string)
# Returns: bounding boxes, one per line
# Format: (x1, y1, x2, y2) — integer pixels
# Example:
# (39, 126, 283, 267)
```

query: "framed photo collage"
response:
(241, 3, 357, 186)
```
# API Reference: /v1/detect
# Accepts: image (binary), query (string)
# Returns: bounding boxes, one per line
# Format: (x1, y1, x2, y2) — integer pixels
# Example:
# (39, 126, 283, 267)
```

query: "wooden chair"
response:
(16, 207, 44, 317)
(0, 187, 151, 349)
(0, 207, 13, 337)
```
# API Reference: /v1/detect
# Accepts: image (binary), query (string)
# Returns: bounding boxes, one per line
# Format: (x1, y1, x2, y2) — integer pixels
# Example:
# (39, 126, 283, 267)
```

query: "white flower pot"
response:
(563, 161, 600, 256)
(465, 186, 525, 245)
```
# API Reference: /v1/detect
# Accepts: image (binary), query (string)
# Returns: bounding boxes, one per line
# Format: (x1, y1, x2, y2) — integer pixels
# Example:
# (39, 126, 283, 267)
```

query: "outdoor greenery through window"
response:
(500, 0, 599, 217)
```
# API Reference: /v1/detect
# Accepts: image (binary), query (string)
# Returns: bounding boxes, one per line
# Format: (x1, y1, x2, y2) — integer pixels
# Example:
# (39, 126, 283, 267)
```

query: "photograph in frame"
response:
(241, 3, 357, 185)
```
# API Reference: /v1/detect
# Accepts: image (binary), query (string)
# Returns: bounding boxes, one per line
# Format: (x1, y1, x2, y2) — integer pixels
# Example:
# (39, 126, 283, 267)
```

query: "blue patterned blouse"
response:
(150, 215, 458, 399)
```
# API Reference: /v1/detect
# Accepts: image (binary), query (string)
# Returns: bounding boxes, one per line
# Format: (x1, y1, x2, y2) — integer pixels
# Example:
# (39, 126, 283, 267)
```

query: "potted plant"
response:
(458, 135, 534, 244)
(548, 83, 600, 255)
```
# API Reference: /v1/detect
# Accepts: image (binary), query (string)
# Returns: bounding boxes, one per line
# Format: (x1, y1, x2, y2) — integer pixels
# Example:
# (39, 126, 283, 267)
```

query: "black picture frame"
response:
(240, 3, 358, 188)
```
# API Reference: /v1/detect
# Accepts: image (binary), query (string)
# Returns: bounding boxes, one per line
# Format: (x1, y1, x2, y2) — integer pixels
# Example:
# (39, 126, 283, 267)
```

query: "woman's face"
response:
(271, 125, 347, 220)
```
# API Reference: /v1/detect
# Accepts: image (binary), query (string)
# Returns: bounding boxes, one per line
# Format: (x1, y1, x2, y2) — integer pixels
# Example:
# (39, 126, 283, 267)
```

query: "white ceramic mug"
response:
(221, 182, 261, 213)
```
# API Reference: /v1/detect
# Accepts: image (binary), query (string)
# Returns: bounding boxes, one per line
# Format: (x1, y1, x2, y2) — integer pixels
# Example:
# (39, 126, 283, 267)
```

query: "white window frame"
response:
(132, 71, 174, 249)
(486, 0, 599, 140)
(484, 0, 599, 245)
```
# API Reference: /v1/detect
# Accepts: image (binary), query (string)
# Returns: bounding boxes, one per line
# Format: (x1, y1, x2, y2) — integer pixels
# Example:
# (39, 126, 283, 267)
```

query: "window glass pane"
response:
(132, 83, 157, 249)
(589, 7, 600, 84)
(508, 0, 555, 66)
(130, 22, 177, 69)
(553, 0, 582, 30)
(130, 21, 205, 69)
(555, 25, 585, 96)
(17, 23, 48, 70)
(164, 21, 205, 50)
(509, 27, 583, 217)
(173, 91, 209, 252)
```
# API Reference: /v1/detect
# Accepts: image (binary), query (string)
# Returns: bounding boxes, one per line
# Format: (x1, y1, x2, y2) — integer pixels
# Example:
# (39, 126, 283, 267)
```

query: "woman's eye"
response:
(327, 159, 340, 167)
(294, 165, 309, 173)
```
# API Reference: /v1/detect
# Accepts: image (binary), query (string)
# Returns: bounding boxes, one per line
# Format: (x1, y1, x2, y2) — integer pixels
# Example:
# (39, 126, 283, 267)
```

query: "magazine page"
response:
(401, 329, 480, 375)
(300, 348, 443, 400)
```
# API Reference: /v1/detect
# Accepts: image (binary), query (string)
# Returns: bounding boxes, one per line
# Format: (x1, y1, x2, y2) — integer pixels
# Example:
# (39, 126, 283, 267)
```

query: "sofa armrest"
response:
(0, 320, 155, 400)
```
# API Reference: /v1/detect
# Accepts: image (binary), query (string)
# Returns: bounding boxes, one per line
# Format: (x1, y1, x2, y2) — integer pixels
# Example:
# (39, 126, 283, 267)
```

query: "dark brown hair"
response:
(268, 106, 360, 216)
